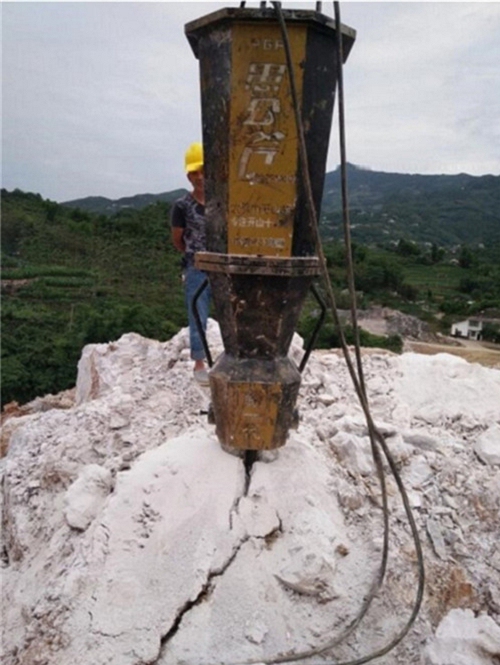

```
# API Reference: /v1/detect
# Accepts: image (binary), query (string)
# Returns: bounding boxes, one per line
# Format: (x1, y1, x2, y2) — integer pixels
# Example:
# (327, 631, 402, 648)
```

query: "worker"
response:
(171, 142, 211, 385)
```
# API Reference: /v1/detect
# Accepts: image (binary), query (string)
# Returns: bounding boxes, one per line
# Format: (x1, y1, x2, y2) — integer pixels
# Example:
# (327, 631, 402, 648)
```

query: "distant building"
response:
(451, 319, 483, 340)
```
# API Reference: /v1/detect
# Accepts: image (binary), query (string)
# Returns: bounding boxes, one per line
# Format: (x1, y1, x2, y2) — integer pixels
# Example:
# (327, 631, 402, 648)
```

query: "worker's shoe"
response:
(194, 368, 209, 386)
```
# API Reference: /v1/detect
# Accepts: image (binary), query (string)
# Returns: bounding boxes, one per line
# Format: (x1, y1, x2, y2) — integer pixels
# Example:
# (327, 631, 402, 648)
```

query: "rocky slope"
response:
(1, 321, 500, 665)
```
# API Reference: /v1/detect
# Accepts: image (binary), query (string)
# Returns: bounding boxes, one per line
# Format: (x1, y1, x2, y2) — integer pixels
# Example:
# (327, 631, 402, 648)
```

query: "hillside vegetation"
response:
(2, 171, 500, 407)
(64, 164, 500, 248)
(62, 189, 187, 217)
(321, 164, 500, 247)
(2, 189, 185, 406)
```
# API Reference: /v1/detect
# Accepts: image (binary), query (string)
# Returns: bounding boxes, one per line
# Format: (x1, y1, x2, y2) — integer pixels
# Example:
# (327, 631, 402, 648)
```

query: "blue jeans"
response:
(184, 266, 212, 361)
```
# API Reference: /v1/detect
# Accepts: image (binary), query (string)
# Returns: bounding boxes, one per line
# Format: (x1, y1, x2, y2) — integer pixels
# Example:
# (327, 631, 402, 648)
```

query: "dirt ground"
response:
(355, 308, 500, 370)
(404, 338, 500, 369)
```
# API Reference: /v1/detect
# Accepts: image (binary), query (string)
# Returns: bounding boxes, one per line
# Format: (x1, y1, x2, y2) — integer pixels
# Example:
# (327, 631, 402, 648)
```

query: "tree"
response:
(45, 200, 59, 223)
(481, 322, 500, 344)
(431, 243, 445, 264)
(397, 238, 420, 257)
(458, 245, 474, 269)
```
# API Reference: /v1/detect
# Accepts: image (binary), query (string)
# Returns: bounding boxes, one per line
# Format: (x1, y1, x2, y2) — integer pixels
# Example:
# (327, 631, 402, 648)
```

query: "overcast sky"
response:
(2, 1, 500, 202)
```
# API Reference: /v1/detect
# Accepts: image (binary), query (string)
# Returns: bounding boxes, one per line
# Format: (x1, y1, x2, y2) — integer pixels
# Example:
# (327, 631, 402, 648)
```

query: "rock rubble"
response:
(1, 320, 499, 665)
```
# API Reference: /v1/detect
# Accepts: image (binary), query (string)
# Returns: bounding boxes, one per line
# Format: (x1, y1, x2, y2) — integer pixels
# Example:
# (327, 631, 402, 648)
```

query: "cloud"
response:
(2, 2, 499, 201)
(332, 2, 500, 176)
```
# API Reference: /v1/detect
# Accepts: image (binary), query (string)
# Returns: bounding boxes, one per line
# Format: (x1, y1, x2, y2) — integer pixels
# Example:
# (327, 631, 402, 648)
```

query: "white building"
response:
(451, 319, 483, 340)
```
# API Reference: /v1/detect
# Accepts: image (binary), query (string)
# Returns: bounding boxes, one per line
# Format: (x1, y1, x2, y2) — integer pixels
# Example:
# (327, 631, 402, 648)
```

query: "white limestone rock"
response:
(64, 464, 114, 530)
(474, 423, 500, 465)
(3, 328, 500, 665)
(235, 495, 281, 539)
(423, 608, 500, 665)
(404, 456, 434, 489)
(330, 431, 373, 476)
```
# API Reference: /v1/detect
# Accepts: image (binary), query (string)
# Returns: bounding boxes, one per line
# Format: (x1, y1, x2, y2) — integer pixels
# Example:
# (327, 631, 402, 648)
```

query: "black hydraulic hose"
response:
(204, 3, 424, 664)
(192, 277, 213, 368)
(298, 284, 327, 373)
(231, 3, 424, 665)
(333, 2, 365, 396)
(234, 5, 391, 664)
(331, 1, 425, 652)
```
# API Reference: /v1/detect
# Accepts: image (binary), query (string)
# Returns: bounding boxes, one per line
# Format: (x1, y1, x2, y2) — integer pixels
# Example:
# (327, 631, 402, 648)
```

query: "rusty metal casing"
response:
(185, 7, 355, 451)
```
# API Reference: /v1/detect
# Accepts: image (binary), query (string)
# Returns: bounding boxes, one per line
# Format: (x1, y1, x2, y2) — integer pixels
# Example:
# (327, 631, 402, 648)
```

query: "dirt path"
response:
(405, 339, 500, 369)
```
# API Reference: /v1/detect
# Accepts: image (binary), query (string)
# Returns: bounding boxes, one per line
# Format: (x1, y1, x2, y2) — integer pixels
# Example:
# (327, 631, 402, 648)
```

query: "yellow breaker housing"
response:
(185, 7, 355, 451)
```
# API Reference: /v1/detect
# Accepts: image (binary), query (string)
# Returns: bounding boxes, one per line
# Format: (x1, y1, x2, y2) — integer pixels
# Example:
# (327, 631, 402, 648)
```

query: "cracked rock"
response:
(235, 495, 281, 539)
(3, 325, 500, 665)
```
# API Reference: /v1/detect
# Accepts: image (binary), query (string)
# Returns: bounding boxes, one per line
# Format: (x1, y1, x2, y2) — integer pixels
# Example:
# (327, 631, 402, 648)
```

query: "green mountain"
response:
(321, 164, 500, 247)
(62, 189, 188, 215)
(1, 189, 186, 407)
(61, 165, 500, 247)
(2, 172, 500, 408)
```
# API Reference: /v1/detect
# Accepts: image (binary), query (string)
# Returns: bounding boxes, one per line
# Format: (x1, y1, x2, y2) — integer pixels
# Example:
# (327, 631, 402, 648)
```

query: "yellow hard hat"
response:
(185, 142, 204, 173)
